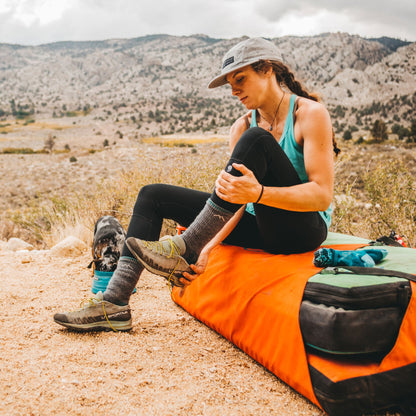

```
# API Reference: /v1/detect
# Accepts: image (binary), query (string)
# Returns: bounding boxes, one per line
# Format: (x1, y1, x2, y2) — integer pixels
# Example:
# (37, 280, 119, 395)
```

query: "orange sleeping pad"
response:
(171, 241, 416, 416)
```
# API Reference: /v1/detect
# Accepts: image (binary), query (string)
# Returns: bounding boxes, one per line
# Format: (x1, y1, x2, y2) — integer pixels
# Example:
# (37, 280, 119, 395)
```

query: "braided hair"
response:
(251, 60, 341, 156)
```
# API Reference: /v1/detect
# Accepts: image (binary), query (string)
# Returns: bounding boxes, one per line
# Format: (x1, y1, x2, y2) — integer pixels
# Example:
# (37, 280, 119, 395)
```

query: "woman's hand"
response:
(178, 247, 211, 297)
(215, 163, 262, 204)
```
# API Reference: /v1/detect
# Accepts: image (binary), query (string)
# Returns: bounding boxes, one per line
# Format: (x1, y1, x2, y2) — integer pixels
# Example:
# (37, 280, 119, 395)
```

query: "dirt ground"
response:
(0, 247, 329, 416)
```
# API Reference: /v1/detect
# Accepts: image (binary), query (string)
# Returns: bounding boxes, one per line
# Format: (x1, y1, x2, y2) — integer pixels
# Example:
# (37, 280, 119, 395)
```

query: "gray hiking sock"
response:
(104, 256, 143, 305)
(181, 199, 234, 261)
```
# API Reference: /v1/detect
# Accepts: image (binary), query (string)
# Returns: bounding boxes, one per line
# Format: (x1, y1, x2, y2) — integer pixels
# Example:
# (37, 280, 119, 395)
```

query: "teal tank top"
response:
(246, 94, 332, 230)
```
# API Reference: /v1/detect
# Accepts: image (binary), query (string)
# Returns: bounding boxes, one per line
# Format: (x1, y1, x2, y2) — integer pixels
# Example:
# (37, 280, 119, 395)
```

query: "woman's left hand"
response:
(215, 163, 261, 204)
(178, 247, 211, 297)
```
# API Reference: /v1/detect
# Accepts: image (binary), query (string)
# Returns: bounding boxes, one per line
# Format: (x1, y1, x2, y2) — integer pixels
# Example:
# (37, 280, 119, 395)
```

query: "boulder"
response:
(50, 236, 87, 257)
(6, 237, 34, 251)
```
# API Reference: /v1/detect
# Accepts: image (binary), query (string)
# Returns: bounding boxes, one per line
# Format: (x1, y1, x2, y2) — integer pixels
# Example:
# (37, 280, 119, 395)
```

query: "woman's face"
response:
(226, 65, 272, 109)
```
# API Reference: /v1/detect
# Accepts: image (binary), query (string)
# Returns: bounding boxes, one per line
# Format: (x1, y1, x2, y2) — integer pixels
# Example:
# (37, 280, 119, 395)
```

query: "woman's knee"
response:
(133, 184, 163, 213)
(137, 184, 163, 200)
(227, 128, 277, 177)
(236, 127, 275, 149)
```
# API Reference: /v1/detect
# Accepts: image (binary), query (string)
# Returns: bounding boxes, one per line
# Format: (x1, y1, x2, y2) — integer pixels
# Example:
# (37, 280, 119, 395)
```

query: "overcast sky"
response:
(0, 0, 414, 46)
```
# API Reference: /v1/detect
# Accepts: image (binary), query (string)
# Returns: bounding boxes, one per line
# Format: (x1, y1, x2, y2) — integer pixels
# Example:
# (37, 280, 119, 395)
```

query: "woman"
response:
(54, 37, 338, 332)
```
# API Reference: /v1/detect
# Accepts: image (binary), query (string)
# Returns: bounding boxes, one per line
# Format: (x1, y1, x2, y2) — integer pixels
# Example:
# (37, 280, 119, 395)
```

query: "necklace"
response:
(268, 92, 285, 131)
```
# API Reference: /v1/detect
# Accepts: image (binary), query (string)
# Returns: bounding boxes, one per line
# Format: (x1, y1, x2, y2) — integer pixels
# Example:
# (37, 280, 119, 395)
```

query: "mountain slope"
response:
(0, 33, 414, 135)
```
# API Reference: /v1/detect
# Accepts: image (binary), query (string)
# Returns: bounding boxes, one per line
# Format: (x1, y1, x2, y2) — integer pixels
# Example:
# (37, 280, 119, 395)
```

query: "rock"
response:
(0, 240, 7, 250)
(50, 236, 88, 257)
(6, 238, 34, 252)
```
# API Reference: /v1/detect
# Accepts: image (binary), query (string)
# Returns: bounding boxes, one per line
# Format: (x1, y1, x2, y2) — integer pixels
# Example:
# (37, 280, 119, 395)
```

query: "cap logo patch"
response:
(222, 56, 234, 69)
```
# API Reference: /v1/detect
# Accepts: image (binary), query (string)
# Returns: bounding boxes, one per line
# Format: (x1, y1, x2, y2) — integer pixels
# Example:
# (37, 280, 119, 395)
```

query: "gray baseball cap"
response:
(208, 37, 283, 89)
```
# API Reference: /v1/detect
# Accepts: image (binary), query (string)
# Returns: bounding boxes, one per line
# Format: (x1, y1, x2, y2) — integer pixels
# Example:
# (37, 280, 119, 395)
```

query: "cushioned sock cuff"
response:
(182, 199, 234, 260)
(104, 255, 143, 305)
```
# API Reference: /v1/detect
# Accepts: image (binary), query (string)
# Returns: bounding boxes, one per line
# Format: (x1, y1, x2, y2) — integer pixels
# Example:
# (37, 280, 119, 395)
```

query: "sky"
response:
(0, 0, 414, 46)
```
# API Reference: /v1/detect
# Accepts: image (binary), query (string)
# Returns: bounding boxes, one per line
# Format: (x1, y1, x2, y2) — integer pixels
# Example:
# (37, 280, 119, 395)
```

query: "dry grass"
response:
(2, 138, 416, 248)
(331, 141, 416, 247)
(0, 119, 72, 133)
(142, 136, 228, 146)
(6, 141, 228, 248)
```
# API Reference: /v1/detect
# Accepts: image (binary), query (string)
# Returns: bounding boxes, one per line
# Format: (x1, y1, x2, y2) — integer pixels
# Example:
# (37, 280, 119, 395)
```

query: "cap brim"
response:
(207, 73, 229, 89)
(207, 60, 258, 89)
(207, 57, 275, 89)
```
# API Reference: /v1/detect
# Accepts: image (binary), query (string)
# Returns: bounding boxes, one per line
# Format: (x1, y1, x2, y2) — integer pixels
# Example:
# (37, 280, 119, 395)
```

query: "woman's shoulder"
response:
(296, 96, 328, 117)
(295, 97, 331, 126)
(295, 97, 332, 141)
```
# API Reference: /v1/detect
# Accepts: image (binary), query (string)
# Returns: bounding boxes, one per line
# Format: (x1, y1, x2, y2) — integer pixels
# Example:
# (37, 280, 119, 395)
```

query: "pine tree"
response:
(371, 119, 388, 142)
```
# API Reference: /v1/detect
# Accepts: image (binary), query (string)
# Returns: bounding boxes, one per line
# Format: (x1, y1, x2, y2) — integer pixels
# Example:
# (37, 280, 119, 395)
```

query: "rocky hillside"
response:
(0, 33, 415, 137)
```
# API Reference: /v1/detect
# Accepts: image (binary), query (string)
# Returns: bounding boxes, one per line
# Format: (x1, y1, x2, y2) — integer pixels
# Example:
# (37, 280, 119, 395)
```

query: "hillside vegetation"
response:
(0, 33, 415, 139)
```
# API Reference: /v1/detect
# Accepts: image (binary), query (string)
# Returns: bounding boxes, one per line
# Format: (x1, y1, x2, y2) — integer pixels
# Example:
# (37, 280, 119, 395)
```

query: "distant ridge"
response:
(368, 36, 411, 52)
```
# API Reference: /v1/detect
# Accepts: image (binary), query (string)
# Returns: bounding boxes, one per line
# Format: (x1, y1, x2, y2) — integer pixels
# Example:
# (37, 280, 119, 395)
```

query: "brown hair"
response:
(251, 60, 341, 156)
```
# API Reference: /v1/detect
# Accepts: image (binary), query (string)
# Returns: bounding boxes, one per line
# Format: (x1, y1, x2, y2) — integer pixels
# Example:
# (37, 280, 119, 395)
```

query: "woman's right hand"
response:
(215, 163, 261, 205)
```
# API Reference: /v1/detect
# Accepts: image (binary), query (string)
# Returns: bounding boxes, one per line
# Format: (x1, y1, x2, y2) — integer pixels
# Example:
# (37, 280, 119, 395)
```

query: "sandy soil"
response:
(0, 247, 329, 416)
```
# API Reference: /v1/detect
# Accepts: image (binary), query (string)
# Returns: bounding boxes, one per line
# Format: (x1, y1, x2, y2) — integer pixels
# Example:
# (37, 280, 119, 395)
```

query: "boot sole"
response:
(54, 318, 132, 332)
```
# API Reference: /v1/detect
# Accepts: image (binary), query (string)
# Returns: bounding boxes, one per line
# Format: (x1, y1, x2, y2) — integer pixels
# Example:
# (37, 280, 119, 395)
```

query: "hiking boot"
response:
(53, 291, 132, 332)
(126, 236, 193, 288)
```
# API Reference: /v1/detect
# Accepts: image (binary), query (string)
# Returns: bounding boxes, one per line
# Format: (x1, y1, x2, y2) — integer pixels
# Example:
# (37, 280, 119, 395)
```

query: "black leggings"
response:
(122, 127, 327, 257)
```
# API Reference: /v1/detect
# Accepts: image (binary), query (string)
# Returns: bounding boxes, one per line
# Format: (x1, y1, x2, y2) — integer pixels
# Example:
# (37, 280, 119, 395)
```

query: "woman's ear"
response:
(263, 61, 274, 77)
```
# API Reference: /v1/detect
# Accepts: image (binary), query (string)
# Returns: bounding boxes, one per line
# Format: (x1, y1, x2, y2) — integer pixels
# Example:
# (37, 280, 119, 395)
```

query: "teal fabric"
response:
(245, 202, 255, 215)
(246, 95, 332, 229)
(313, 247, 388, 268)
(91, 270, 113, 294)
(92, 270, 136, 294)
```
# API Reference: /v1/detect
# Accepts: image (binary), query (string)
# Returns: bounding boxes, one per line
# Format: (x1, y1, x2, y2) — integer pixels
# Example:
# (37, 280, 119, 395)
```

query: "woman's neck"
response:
(257, 89, 288, 129)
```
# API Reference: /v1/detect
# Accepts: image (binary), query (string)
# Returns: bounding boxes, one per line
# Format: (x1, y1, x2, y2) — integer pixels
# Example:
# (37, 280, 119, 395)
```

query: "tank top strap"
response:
(280, 94, 297, 142)
(250, 110, 257, 128)
(286, 94, 296, 126)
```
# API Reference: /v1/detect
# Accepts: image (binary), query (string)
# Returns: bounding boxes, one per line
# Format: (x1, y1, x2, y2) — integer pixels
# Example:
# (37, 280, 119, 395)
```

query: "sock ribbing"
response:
(104, 256, 143, 305)
(181, 199, 233, 261)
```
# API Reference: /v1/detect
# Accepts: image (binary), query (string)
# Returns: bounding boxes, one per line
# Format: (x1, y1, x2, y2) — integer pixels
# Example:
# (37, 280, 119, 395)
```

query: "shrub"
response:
(363, 160, 416, 247)
(69, 156, 77, 163)
(371, 119, 388, 142)
(343, 130, 352, 140)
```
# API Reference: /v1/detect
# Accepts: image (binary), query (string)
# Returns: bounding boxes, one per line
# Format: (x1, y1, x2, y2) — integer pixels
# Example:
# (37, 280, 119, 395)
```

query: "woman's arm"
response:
(201, 205, 246, 252)
(216, 101, 334, 212)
